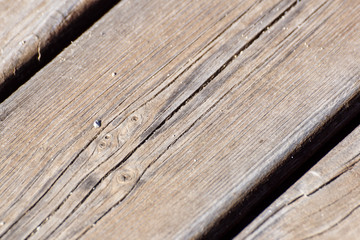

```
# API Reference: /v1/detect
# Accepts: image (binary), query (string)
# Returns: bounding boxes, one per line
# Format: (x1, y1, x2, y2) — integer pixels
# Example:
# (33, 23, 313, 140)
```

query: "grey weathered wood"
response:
(0, 0, 359, 239)
(0, 0, 111, 92)
(0, 0, 292, 238)
(79, 1, 360, 238)
(236, 122, 360, 240)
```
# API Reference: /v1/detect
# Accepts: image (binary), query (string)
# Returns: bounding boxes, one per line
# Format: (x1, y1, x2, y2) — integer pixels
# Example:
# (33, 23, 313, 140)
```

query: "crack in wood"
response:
(301, 203, 360, 240)
(307, 152, 360, 197)
(0, 134, 99, 239)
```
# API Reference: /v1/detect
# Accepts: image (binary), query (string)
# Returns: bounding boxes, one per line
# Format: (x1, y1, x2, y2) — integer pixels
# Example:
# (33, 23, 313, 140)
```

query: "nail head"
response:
(93, 119, 101, 128)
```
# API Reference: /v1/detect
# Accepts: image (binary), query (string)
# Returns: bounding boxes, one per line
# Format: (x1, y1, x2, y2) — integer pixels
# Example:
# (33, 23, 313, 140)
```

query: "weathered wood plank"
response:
(0, 0, 117, 97)
(79, 0, 360, 238)
(236, 119, 360, 240)
(0, 0, 359, 239)
(0, 0, 294, 238)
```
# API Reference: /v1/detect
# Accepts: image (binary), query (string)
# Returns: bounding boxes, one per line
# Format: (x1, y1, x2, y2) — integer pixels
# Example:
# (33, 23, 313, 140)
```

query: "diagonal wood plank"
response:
(77, 0, 360, 238)
(0, 0, 117, 99)
(0, 0, 359, 239)
(236, 118, 360, 240)
(0, 0, 295, 238)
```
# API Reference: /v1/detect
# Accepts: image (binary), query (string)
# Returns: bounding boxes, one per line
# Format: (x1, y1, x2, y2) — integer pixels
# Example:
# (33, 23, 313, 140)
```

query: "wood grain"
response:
(236, 121, 360, 240)
(0, 0, 116, 94)
(0, 0, 359, 239)
(81, 1, 360, 238)
(0, 0, 293, 238)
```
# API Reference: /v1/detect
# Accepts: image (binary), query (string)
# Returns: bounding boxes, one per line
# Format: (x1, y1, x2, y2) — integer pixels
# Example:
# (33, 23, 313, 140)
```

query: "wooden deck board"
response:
(236, 119, 360, 240)
(0, 0, 290, 238)
(0, 0, 359, 239)
(0, 0, 117, 97)
(80, 1, 360, 239)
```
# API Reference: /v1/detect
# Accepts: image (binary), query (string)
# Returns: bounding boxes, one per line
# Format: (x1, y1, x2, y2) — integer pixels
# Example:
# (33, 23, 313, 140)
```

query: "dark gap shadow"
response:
(0, 0, 121, 103)
(200, 93, 360, 239)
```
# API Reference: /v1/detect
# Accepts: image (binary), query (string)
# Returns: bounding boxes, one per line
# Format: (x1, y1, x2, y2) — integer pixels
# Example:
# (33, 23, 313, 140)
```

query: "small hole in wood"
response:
(117, 172, 132, 183)
(121, 174, 129, 181)
(131, 116, 138, 122)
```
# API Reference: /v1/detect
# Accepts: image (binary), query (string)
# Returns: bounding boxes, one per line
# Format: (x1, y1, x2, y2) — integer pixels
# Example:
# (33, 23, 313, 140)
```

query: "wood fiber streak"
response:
(0, 0, 294, 239)
(0, 0, 359, 239)
(236, 123, 360, 240)
(0, 0, 113, 93)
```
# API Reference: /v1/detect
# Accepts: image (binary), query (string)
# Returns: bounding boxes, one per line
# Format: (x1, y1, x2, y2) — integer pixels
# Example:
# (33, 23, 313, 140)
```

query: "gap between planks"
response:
(236, 113, 360, 239)
(0, 0, 120, 102)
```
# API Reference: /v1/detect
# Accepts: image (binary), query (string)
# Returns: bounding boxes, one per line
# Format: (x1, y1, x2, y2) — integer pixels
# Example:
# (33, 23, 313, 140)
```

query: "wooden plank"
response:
(79, 0, 360, 238)
(0, 0, 359, 239)
(0, 0, 116, 97)
(0, 0, 294, 238)
(236, 120, 360, 240)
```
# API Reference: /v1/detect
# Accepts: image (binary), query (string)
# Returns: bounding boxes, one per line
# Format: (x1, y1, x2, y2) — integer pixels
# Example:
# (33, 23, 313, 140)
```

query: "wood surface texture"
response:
(0, 0, 359, 239)
(0, 0, 113, 93)
(236, 122, 360, 240)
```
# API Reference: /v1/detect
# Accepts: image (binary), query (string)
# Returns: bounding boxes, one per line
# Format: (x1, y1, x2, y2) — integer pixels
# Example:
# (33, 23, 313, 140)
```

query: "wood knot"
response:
(116, 168, 136, 184)
(98, 141, 107, 149)
(104, 133, 112, 140)
(119, 173, 131, 182)
(131, 116, 138, 122)
(97, 133, 114, 151)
